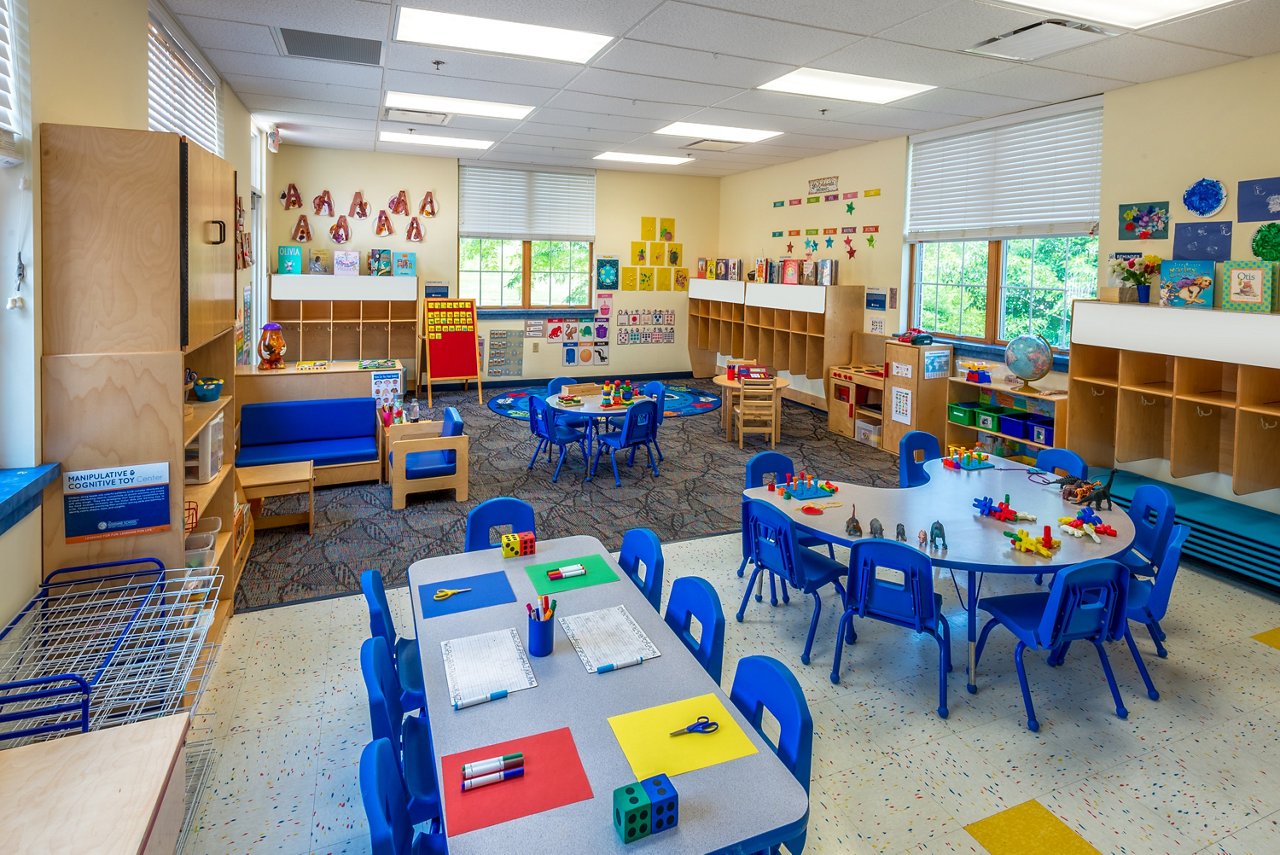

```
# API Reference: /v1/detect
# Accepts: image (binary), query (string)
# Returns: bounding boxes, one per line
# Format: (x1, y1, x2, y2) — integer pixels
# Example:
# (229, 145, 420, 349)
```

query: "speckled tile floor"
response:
(185, 534, 1280, 855)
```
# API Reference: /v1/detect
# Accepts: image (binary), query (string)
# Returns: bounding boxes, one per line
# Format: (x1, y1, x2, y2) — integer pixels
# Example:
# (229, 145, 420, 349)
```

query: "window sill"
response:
(477, 307, 596, 320)
(0, 464, 60, 539)
(928, 337, 1069, 373)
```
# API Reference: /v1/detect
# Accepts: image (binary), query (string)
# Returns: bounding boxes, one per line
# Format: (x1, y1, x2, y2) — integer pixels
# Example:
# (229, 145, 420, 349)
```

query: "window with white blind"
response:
(459, 166, 596, 307)
(147, 17, 221, 155)
(907, 102, 1102, 349)
(0, 0, 17, 134)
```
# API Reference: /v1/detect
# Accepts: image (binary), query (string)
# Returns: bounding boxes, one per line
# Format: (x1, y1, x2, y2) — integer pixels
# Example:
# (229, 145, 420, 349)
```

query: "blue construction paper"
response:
(419, 571, 516, 619)
(1237, 177, 1280, 222)
(1173, 221, 1232, 262)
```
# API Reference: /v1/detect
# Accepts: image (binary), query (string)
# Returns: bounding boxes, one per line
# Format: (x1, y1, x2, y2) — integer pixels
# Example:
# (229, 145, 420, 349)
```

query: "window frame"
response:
(458, 237, 594, 310)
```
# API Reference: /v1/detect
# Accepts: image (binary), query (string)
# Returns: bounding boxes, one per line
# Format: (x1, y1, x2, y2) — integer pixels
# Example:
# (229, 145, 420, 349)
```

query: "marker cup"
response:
(528, 614, 554, 657)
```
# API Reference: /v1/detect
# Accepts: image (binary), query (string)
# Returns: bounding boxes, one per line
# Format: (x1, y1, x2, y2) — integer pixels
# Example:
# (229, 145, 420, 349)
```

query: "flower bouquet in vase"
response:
(1108, 253, 1162, 304)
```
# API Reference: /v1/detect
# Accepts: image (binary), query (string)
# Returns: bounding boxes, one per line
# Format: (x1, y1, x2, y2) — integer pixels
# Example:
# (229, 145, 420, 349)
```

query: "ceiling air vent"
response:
(965, 20, 1112, 62)
(279, 28, 383, 66)
(682, 139, 743, 153)
(385, 108, 451, 127)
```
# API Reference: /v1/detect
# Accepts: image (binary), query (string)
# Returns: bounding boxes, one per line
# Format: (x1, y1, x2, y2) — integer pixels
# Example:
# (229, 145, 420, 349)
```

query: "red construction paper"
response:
(441, 726, 593, 836)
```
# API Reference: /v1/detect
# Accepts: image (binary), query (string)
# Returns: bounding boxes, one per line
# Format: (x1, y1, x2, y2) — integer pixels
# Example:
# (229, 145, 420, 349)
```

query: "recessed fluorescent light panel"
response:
(654, 122, 782, 143)
(759, 68, 934, 104)
(385, 91, 533, 121)
(379, 131, 493, 150)
(996, 1, 1237, 29)
(594, 152, 693, 166)
(395, 8, 612, 63)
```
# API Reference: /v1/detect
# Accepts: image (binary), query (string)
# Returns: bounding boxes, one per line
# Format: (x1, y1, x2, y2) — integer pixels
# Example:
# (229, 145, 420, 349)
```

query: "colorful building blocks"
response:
(501, 530, 537, 558)
(1004, 526, 1060, 558)
(944, 443, 994, 471)
(613, 774, 679, 844)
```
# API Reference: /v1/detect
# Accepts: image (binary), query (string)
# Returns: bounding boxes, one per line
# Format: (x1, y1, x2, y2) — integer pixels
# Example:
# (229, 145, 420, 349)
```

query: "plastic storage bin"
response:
(185, 411, 224, 485)
(974, 406, 1017, 432)
(1026, 415, 1055, 446)
(997, 412, 1032, 439)
(947, 401, 981, 425)
(854, 419, 882, 448)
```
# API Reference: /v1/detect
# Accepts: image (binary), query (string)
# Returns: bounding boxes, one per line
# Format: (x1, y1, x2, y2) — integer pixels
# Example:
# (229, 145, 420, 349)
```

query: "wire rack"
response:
(177, 736, 218, 854)
(0, 558, 222, 747)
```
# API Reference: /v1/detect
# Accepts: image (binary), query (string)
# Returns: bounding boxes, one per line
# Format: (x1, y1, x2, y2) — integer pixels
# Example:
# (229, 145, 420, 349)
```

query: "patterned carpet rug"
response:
(236, 377, 899, 611)
(486, 383, 721, 421)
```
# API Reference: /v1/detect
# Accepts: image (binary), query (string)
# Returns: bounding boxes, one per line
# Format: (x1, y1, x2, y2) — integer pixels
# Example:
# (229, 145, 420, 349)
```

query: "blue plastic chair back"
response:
(618, 399, 659, 445)
(528, 395, 556, 442)
(641, 381, 667, 424)
(745, 500, 801, 590)
(664, 577, 725, 683)
(1145, 524, 1190, 619)
(618, 528, 664, 612)
(547, 376, 577, 395)
(1127, 484, 1176, 563)
(729, 655, 813, 853)
(360, 636, 405, 747)
(1035, 448, 1087, 480)
(898, 430, 941, 488)
(1038, 559, 1129, 646)
(360, 738, 414, 855)
(848, 539, 938, 631)
(465, 497, 537, 552)
(440, 407, 463, 465)
(361, 569, 399, 653)
(745, 450, 795, 489)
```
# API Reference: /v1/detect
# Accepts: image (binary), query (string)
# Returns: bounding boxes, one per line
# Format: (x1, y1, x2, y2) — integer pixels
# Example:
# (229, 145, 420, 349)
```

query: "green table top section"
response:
(524, 553, 619, 596)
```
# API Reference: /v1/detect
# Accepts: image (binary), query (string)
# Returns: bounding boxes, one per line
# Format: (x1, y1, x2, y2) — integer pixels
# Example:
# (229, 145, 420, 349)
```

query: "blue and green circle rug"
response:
(488, 384, 721, 421)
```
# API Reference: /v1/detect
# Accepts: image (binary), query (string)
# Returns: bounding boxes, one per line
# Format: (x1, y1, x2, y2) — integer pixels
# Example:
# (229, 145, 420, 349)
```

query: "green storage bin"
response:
(975, 405, 1018, 432)
(947, 401, 981, 425)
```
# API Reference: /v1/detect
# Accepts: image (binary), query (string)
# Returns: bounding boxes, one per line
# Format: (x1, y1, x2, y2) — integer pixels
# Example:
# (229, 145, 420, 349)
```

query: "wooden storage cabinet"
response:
(268, 274, 420, 369)
(883, 342, 952, 456)
(945, 370, 1068, 462)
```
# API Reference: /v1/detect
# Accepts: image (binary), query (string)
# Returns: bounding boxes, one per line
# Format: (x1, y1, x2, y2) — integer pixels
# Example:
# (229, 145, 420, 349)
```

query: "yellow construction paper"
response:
(674, 268, 689, 291)
(966, 801, 1099, 855)
(638, 268, 654, 291)
(631, 241, 648, 266)
(621, 267, 638, 291)
(659, 217, 675, 242)
(656, 268, 672, 291)
(650, 242, 667, 266)
(640, 216, 656, 241)
(1253, 626, 1280, 650)
(667, 243, 682, 267)
(608, 693, 758, 780)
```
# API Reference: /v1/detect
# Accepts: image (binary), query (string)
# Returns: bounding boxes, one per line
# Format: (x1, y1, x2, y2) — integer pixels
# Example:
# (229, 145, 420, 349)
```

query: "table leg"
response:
(723, 389, 734, 441)
(773, 393, 782, 444)
(307, 471, 315, 535)
(967, 569, 978, 694)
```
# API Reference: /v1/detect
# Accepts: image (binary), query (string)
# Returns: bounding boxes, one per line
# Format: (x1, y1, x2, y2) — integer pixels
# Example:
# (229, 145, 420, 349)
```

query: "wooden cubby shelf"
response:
(944, 370, 1069, 464)
(269, 274, 420, 370)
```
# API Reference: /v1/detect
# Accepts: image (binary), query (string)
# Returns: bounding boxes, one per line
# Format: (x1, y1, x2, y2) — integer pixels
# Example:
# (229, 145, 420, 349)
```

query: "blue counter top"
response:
(0, 464, 59, 538)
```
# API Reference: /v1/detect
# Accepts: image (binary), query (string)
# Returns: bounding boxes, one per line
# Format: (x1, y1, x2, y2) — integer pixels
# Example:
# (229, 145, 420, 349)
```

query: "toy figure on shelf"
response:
(896, 523, 907, 542)
(929, 520, 947, 550)
(257, 323, 286, 370)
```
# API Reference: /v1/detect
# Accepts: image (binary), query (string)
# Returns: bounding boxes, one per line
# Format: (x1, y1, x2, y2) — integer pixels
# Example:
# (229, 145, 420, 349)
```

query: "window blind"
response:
(0, 0, 17, 133)
(907, 106, 1102, 241)
(148, 18, 221, 155)
(460, 166, 595, 241)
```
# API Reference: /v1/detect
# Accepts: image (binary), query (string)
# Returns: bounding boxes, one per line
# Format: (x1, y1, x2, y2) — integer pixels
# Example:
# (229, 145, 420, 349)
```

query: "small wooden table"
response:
(239, 461, 315, 534)
(712, 374, 791, 444)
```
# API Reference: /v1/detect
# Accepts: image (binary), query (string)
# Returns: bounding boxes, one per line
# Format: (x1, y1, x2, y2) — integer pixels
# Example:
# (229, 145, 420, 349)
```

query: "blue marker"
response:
(462, 766, 525, 791)
(596, 656, 644, 674)
(453, 689, 508, 710)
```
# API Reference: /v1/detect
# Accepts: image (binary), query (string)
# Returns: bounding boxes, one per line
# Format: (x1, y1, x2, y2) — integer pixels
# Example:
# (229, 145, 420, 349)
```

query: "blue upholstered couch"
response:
(237, 397, 381, 485)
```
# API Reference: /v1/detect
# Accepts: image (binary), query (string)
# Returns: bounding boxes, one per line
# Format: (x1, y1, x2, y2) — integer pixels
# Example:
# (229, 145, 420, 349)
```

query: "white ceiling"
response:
(168, 0, 1280, 176)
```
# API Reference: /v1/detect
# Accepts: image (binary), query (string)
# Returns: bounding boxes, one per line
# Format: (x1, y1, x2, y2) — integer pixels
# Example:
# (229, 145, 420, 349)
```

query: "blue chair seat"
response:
(796, 549, 846, 589)
(396, 636, 422, 698)
(237, 436, 377, 467)
(975, 592, 1050, 648)
(388, 450, 456, 481)
(1118, 549, 1156, 576)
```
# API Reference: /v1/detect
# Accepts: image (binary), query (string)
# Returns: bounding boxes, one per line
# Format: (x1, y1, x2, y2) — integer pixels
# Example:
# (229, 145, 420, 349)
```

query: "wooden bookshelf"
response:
(269, 274, 420, 371)
(945, 370, 1070, 463)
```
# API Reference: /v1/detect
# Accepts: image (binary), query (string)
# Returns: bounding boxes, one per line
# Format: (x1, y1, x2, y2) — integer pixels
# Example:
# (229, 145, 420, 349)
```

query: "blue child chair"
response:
(591, 399, 660, 487)
(618, 527, 664, 612)
(898, 430, 942, 488)
(738, 500, 847, 666)
(547, 376, 576, 395)
(1121, 484, 1176, 577)
(464, 497, 537, 552)
(546, 376, 591, 431)
(664, 577, 725, 683)
(361, 636, 441, 826)
(974, 558, 1157, 731)
(360, 738, 448, 855)
(1032, 449, 1091, 584)
(642, 381, 668, 460)
(360, 569, 425, 711)
(831, 540, 952, 718)
(388, 406, 469, 510)
(528, 395, 589, 482)
(729, 655, 813, 855)
(1127, 524, 1190, 658)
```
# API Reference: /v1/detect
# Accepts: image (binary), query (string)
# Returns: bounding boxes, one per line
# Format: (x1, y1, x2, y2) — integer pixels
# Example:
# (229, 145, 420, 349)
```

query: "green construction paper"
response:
(524, 553, 619, 596)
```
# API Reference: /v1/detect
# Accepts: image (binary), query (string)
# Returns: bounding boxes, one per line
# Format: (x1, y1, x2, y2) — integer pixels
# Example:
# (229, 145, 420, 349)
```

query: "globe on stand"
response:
(1004, 334, 1053, 394)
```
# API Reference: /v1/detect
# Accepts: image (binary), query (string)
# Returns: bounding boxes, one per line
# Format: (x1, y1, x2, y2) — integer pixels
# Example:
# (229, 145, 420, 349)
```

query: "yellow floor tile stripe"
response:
(1252, 627, 1280, 650)
(965, 800, 1100, 855)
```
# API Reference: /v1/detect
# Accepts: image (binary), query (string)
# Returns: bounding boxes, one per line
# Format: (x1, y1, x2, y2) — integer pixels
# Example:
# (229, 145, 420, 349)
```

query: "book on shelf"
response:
(754, 258, 768, 283)
(817, 259, 837, 286)
(800, 260, 817, 286)
(393, 252, 417, 277)
(358, 358, 398, 370)
(369, 249, 393, 276)
(767, 260, 780, 284)
(334, 250, 360, 276)
(727, 259, 741, 281)
(1159, 259, 1215, 308)
(296, 360, 329, 371)
(696, 257, 707, 279)
(307, 248, 331, 274)
(714, 258, 729, 280)
(277, 245, 303, 274)
(781, 258, 800, 285)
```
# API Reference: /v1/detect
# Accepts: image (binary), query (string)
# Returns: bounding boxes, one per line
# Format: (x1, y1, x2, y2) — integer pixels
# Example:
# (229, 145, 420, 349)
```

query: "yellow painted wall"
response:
(1099, 53, 1280, 299)
(718, 137, 910, 334)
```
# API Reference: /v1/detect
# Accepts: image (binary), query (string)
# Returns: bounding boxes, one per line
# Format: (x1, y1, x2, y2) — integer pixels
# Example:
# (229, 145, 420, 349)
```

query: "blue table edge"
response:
(0, 464, 59, 539)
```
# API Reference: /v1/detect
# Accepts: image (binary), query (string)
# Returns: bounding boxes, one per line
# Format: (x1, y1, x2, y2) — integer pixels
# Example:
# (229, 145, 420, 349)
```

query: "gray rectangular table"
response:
(408, 535, 809, 854)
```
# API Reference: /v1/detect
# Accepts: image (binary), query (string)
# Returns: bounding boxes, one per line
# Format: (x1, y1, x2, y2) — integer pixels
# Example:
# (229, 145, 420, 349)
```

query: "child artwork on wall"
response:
(650, 243, 667, 266)
(640, 217, 656, 241)
(375, 210, 395, 236)
(405, 217, 424, 242)
(312, 189, 334, 217)
(1119, 202, 1169, 240)
(631, 242, 647, 266)
(668, 243, 682, 267)
(639, 269, 654, 291)
(674, 268, 689, 291)
(656, 267, 672, 291)
(350, 191, 369, 218)
(621, 267, 638, 291)
(1236, 176, 1280, 222)
(329, 215, 351, 244)
(659, 218, 675, 242)
(419, 191, 437, 217)
(280, 183, 302, 209)
(1172, 221, 1232, 262)
(292, 214, 312, 242)
(388, 189, 410, 215)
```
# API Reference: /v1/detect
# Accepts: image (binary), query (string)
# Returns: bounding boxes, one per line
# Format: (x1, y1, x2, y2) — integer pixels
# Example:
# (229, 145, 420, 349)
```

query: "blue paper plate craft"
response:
(1183, 178, 1227, 218)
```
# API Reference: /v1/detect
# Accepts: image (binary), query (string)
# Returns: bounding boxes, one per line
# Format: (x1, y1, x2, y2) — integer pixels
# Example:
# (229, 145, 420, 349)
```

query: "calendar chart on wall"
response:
(421, 297, 482, 406)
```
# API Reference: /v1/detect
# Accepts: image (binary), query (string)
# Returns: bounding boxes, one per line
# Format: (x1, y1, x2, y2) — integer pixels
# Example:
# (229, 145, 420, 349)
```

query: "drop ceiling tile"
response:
(715, 89, 870, 121)
(515, 121, 642, 143)
(499, 133, 608, 152)
(176, 16, 279, 55)
(700, 0, 946, 37)
(522, 109, 663, 134)
(205, 49, 385, 88)
(383, 43, 582, 89)
(838, 104, 975, 131)
(545, 90, 699, 121)
(1034, 33, 1241, 83)
(381, 69, 561, 105)
(167, 0, 391, 41)
(625, 2, 858, 65)
(417, 116, 526, 134)
(593, 39, 791, 88)
(959, 65, 1128, 101)
(248, 111, 377, 132)
(566, 67, 747, 108)
(226, 75, 381, 107)
(1143, 0, 1280, 58)
(812, 37, 1015, 84)
(827, 121, 916, 141)
(281, 126, 377, 149)
(891, 87, 1046, 118)
(239, 94, 380, 121)
(395, 0, 662, 37)
(875, 0, 1049, 51)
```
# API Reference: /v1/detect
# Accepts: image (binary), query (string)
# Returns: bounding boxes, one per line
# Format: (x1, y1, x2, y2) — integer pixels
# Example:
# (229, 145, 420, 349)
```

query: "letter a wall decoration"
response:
(349, 191, 369, 218)
(406, 217, 424, 243)
(329, 215, 351, 244)
(375, 209, 394, 236)
(419, 191, 437, 217)
(292, 214, 312, 242)
(280, 183, 302, 209)
(312, 189, 334, 216)
(388, 189, 410, 215)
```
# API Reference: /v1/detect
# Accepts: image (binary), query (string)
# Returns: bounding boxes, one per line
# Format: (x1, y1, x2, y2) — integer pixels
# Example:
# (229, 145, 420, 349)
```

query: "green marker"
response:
(462, 752, 524, 779)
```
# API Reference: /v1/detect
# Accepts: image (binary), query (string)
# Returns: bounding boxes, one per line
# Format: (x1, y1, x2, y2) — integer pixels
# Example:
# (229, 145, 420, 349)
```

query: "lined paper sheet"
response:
(558, 606, 661, 673)
(440, 628, 538, 706)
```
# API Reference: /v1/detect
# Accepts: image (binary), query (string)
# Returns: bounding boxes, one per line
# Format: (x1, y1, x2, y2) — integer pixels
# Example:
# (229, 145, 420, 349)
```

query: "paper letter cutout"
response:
(419, 191, 437, 217)
(312, 189, 334, 217)
(280, 183, 302, 209)
(350, 192, 369, 219)
(292, 214, 312, 242)
(388, 190, 410, 216)
(375, 210, 394, 236)
(329, 215, 351, 244)
(406, 217, 424, 243)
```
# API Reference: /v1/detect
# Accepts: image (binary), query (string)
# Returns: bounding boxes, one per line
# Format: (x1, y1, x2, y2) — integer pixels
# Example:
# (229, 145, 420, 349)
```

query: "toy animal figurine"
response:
(896, 523, 907, 542)
(929, 520, 947, 550)
(845, 504, 862, 538)
(1085, 468, 1117, 512)
(869, 518, 884, 538)
(1069, 480, 1098, 504)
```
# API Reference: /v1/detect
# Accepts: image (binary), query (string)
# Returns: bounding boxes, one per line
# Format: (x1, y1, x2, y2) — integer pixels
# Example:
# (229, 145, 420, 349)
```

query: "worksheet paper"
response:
(558, 605, 661, 673)
(440, 627, 537, 706)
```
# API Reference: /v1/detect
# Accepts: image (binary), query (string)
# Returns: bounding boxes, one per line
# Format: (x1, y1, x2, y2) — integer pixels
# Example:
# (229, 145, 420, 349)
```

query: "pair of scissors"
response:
(669, 715, 719, 736)
(433, 587, 472, 601)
